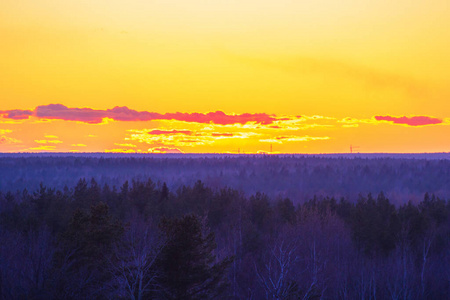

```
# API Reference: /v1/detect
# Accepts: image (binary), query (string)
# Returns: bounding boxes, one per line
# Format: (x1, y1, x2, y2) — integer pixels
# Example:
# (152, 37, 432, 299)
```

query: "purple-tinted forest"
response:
(1, 154, 449, 203)
(0, 154, 449, 299)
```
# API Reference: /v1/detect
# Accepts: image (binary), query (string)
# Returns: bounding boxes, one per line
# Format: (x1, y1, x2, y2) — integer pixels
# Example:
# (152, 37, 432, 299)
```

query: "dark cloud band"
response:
(1, 104, 277, 125)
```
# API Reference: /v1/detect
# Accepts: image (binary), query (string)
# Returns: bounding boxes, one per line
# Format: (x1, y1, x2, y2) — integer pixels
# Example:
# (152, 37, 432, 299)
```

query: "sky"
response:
(0, 0, 449, 154)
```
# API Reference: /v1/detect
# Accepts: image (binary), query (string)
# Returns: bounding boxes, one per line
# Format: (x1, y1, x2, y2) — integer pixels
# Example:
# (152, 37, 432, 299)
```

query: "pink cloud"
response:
(162, 111, 276, 125)
(374, 115, 443, 126)
(148, 130, 192, 135)
(2, 104, 277, 125)
(211, 133, 234, 137)
(106, 106, 159, 122)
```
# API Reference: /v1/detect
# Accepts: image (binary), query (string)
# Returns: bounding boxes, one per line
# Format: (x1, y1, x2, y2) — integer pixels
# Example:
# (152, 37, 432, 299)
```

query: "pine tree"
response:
(156, 214, 233, 299)
(54, 203, 124, 298)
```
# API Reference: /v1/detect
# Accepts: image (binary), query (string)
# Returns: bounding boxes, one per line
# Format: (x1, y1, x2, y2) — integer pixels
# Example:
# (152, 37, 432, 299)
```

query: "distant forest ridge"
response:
(0, 154, 449, 204)
(0, 152, 450, 159)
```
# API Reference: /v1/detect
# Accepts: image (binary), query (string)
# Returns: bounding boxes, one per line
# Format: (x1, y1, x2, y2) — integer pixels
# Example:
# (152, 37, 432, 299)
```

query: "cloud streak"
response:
(148, 130, 192, 135)
(1, 104, 448, 153)
(260, 135, 330, 144)
(28, 145, 56, 151)
(211, 133, 234, 137)
(2, 104, 278, 125)
(0, 130, 21, 145)
(374, 115, 443, 126)
(34, 139, 63, 144)
(0, 136, 21, 144)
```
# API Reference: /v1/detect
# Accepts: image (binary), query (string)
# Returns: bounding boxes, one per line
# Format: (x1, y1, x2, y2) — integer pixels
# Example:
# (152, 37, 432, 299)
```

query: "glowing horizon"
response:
(1, 1, 449, 153)
(1, 103, 448, 154)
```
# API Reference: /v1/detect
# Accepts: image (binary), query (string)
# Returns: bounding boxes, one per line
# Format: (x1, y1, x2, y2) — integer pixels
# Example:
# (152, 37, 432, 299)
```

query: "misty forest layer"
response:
(0, 154, 449, 204)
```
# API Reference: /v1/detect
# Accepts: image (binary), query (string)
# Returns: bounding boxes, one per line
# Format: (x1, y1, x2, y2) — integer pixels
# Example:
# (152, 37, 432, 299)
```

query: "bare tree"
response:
(302, 239, 327, 300)
(108, 218, 163, 300)
(295, 208, 332, 299)
(420, 223, 436, 299)
(256, 241, 299, 300)
(385, 224, 415, 300)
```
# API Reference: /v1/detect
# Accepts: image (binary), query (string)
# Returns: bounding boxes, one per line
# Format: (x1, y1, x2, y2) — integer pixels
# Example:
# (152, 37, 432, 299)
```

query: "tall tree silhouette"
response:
(156, 214, 233, 299)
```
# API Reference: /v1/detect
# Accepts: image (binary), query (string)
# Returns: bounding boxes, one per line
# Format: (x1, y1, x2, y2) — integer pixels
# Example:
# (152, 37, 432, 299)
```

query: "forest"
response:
(0, 154, 449, 204)
(0, 163, 449, 299)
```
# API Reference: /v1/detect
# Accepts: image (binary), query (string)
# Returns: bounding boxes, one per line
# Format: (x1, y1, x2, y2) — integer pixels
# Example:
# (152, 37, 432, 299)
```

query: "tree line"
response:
(1, 155, 449, 203)
(0, 178, 449, 299)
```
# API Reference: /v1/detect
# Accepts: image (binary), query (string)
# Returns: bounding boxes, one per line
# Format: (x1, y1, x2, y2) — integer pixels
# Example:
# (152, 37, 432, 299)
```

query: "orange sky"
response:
(0, 1, 449, 153)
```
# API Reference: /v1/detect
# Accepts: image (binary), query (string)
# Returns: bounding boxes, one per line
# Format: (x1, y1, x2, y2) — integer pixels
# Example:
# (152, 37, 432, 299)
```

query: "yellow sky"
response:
(0, 1, 449, 153)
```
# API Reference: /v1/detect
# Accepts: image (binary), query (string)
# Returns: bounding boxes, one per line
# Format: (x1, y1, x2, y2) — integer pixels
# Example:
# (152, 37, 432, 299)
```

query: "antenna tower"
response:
(350, 145, 360, 153)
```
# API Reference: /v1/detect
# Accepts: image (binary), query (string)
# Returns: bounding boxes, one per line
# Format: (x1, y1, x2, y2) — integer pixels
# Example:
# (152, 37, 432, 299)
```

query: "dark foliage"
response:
(0, 155, 449, 299)
(156, 215, 233, 299)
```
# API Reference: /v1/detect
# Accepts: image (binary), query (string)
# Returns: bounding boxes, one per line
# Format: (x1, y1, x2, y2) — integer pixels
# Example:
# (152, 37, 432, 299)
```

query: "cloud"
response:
(34, 139, 63, 144)
(28, 145, 56, 151)
(127, 130, 206, 147)
(14, 104, 159, 123)
(256, 150, 280, 155)
(277, 136, 330, 142)
(44, 135, 59, 139)
(0, 136, 21, 144)
(161, 111, 276, 125)
(148, 130, 192, 135)
(0, 130, 21, 144)
(114, 143, 136, 148)
(105, 148, 137, 153)
(126, 127, 261, 150)
(148, 147, 183, 154)
(374, 115, 443, 126)
(2, 104, 278, 125)
(3, 105, 349, 130)
(260, 135, 330, 143)
(0, 129, 12, 135)
(338, 117, 378, 125)
(211, 133, 234, 137)
(259, 138, 282, 144)
(0, 109, 33, 120)
(71, 144, 87, 147)
(35, 104, 123, 123)
(178, 139, 202, 143)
